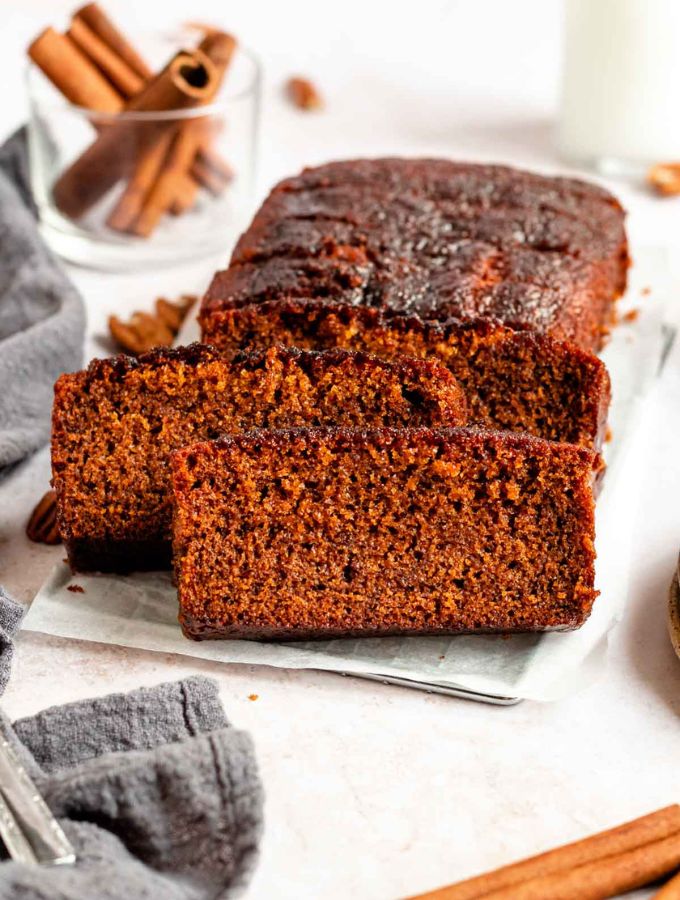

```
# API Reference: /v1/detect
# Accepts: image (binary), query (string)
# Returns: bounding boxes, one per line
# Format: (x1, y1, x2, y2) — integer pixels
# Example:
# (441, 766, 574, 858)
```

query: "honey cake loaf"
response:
(201, 158, 628, 352)
(202, 299, 611, 450)
(51, 344, 468, 573)
(172, 426, 599, 640)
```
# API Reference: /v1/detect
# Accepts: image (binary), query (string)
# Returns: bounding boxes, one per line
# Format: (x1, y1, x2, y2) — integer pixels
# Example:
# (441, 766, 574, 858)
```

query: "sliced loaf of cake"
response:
(201, 300, 611, 450)
(51, 344, 468, 572)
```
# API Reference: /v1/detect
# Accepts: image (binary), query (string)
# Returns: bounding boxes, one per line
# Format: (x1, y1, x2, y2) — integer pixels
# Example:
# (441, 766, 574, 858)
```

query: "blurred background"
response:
(5, 0, 677, 256)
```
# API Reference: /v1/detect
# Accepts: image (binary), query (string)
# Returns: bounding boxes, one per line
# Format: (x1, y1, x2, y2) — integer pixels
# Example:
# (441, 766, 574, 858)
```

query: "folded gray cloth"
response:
(0, 130, 85, 474)
(0, 676, 263, 900)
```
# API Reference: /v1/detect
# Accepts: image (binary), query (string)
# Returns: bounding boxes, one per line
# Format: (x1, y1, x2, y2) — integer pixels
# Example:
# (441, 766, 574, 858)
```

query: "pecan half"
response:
(648, 162, 680, 196)
(109, 295, 197, 356)
(155, 295, 196, 332)
(286, 77, 323, 111)
(26, 490, 61, 545)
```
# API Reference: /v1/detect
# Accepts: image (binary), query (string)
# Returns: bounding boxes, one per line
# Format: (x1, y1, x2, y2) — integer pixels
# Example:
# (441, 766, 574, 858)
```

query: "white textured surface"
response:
(1, 2, 680, 898)
(21, 256, 668, 703)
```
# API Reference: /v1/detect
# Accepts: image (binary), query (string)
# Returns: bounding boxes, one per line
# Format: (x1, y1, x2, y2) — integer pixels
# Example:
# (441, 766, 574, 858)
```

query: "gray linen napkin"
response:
(0, 130, 85, 474)
(0, 676, 263, 900)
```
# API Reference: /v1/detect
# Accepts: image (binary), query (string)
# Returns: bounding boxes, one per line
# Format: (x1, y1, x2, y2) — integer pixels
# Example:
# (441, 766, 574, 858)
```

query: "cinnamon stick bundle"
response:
(71, 6, 235, 198)
(52, 50, 217, 219)
(408, 805, 680, 900)
(105, 30, 236, 234)
(29, 4, 239, 235)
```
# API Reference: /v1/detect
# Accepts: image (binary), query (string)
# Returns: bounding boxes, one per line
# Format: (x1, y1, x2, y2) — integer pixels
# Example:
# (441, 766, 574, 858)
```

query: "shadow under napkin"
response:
(0, 129, 85, 475)
(0, 676, 263, 900)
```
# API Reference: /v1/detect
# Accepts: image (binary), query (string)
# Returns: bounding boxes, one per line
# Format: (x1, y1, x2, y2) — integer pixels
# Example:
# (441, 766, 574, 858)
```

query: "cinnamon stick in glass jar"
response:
(72, 3, 153, 80)
(106, 30, 237, 233)
(52, 50, 217, 220)
(67, 16, 144, 97)
(28, 26, 123, 112)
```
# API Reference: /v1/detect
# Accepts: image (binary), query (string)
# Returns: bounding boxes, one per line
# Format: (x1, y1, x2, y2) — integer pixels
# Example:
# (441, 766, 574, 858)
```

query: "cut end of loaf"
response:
(172, 426, 598, 640)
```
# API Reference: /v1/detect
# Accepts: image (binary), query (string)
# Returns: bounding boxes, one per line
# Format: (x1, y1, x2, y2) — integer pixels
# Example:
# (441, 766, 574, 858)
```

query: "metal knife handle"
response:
(0, 737, 75, 865)
(0, 789, 37, 865)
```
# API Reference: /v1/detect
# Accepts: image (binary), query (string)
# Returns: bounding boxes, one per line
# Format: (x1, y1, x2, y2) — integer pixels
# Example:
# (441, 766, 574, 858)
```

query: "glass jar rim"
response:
(25, 44, 261, 120)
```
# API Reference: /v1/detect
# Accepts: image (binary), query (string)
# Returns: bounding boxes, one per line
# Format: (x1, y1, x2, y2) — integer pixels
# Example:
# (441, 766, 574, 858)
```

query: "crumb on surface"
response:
(641, 286, 651, 296)
(67, 584, 85, 593)
(248, 693, 259, 701)
(622, 309, 639, 323)
(605, 425, 613, 444)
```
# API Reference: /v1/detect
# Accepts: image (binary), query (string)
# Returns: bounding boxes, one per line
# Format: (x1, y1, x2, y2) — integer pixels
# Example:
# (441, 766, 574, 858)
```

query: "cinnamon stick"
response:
(187, 31, 237, 195)
(169, 174, 200, 215)
(28, 27, 122, 112)
(479, 832, 680, 900)
(106, 129, 175, 232)
(67, 17, 144, 97)
(198, 30, 237, 74)
(654, 869, 680, 898)
(189, 150, 234, 195)
(408, 805, 680, 900)
(119, 33, 236, 233)
(72, 3, 153, 80)
(132, 123, 205, 236)
(53, 50, 217, 220)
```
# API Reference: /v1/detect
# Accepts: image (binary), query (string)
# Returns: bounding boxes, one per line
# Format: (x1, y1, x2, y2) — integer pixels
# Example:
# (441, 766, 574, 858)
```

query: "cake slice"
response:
(201, 300, 610, 450)
(172, 427, 599, 640)
(51, 344, 468, 573)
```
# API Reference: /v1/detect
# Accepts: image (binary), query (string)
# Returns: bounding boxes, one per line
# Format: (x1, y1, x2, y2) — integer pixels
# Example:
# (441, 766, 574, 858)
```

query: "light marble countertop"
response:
(1, 2, 680, 898)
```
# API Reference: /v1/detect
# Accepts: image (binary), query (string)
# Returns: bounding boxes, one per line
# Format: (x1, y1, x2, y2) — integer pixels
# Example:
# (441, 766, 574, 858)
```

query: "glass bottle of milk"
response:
(559, 0, 680, 173)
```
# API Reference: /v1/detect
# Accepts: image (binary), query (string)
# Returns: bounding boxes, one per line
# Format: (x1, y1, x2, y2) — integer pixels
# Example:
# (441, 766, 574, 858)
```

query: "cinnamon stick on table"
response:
(52, 49, 217, 220)
(408, 804, 680, 900)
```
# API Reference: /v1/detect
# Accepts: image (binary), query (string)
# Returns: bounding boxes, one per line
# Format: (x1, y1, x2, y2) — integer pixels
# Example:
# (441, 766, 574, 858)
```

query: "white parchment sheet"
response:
(22, 249, 672, 702)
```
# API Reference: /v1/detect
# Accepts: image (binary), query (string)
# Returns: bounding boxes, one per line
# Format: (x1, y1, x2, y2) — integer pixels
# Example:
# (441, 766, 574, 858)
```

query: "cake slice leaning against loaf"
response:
(51, 344, 469, 573)
(172, 426, 600, 641)
(200, 300, 611, 451)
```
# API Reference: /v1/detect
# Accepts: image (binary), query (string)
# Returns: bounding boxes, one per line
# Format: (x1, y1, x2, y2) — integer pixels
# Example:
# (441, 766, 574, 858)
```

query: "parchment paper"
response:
(22, 249, 672, 702)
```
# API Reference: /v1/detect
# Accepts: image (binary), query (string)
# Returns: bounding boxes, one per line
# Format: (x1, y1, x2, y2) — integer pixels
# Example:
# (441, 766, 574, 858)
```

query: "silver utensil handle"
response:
(0, 737, 75, 865)
(0, 789, 37, 865)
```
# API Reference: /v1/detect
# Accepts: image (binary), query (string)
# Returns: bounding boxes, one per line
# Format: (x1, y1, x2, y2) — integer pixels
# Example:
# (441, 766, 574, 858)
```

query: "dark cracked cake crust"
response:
(201, 158, 628, 352)
(172, 426, 599, 641)
(202, 298, 611, 450)
(51, 343, 468, 573)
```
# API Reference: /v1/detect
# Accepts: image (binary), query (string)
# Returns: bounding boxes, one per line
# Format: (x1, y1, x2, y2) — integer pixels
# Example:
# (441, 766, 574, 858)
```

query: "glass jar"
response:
(26, 43, 261, 269)
(559, 0, 680, 175)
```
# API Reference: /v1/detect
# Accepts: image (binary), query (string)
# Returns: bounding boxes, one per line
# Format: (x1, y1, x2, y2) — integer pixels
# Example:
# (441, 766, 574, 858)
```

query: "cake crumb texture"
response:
(202, 299, 611, 449)
(51, 344, 467, 572)
(172, 426, 599, 640)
